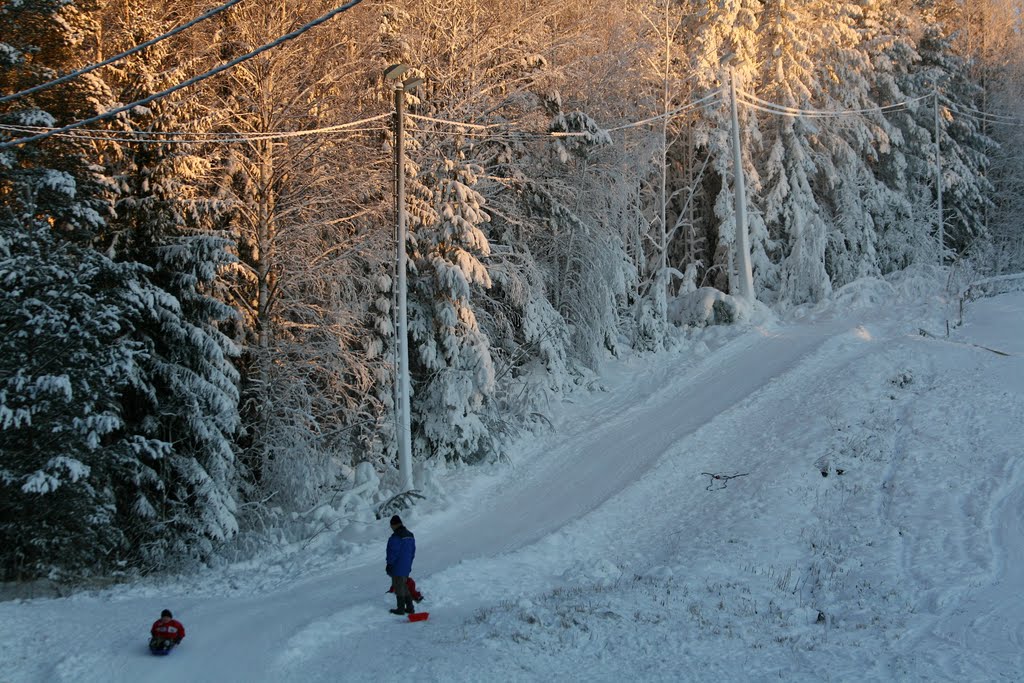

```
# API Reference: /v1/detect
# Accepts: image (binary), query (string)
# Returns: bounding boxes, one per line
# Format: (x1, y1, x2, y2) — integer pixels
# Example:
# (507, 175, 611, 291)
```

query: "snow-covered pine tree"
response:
(813, 0, 885, 287)
(756, 0, 832, 305)
(406, 141, 498, 463)
(0, 222, 161, 580)
(0, 0, 112, 239)
(686, 0, 771, 298)
(970, 0, 1024, 271)
(867, 5, 937, 272)
(0, 0, 165, 579)
(376, 0, 632, 462)
(480, 4, 637, 370)
(819, 0, 930, 286)
(426, 67, 575, 419)
(916, 25, 994, 259)
(536, 97, 633, 366)
(96, 0, 243, 567)
(918, 0, 1024, 270)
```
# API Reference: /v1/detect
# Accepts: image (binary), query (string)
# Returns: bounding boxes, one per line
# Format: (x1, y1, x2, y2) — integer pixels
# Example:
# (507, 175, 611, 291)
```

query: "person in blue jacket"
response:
(386, 515, 417, 615)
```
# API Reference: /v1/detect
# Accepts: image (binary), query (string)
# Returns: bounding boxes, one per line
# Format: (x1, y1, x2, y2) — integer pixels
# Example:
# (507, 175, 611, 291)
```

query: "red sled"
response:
(408, 612, 429, 622)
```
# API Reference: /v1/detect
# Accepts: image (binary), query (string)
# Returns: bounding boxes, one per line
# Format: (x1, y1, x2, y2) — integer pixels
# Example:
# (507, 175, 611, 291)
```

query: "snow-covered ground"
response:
(2, 275, 1022, 682)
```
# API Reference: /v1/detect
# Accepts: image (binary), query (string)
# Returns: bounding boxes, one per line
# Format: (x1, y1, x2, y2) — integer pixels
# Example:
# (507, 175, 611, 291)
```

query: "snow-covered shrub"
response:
(668, 288, 741, 328)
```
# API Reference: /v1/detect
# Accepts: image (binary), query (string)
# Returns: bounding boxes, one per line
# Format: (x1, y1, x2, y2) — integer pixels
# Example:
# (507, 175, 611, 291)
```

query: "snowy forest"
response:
(1, 0, 1022, 584)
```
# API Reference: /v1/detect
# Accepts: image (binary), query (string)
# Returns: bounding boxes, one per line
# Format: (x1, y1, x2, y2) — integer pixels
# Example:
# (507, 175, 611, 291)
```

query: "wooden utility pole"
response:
(728, 68, 755, 302)
(385, 64, 417, 493)
(934, 83, 945, 264)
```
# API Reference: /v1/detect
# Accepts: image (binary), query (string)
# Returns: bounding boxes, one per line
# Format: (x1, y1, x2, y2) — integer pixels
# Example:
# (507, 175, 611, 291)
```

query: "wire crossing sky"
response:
(0, 0, 251, 105)
(5, 62, 1024, 148)
(0, 0, 366, 150)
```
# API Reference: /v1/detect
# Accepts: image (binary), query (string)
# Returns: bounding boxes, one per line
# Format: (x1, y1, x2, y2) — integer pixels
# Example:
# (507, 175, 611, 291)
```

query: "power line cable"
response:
(942, 96, 1024, 122)
(406, 113, 493, 130)
(408, 90, 724, 140)
(0, 112, 391, 143)
(0, 0, 249, 105)
(738, 87, 1024, 128)
(740, 91, 923, 117)
(606, 88, 725, 131)
(941, 98, 1024, 126)
(740, 97, 910, 120)
(0, 125, 388, 144)
(416, 90, 725, 141)
(942, 106, 1024, 128)
(0, 0, 366, 150)
(738, 90, 930, 118)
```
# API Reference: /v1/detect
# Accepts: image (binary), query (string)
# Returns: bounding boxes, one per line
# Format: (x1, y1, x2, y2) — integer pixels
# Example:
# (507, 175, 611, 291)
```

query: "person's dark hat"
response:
(390, 515, 402, 526)
(161, 609, 173, 618)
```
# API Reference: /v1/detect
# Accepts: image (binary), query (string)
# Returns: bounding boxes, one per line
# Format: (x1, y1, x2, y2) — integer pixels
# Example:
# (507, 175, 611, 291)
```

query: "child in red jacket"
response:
(150, 609, 186, 651)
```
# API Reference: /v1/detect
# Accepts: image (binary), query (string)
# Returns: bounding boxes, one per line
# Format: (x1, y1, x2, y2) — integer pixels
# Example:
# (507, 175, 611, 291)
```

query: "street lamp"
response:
(384, 64, 421, 494)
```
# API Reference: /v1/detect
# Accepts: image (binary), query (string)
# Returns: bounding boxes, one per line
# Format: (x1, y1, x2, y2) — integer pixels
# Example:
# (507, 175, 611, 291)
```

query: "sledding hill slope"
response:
(1, 287, 1022, 682)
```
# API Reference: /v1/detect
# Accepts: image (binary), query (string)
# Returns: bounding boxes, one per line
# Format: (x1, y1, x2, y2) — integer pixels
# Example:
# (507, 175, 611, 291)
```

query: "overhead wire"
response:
(942, 96, 1024, 122)
(11, 60, 1017, 151)
(0, 0, 249, 104)
(0, 126, 389, 145)
(406, 113, 493, 130)
(404, 90, 1018, 141)
(734, 87, 1024, 132)
(401, 94, 724, 143)
(941, 98, 1024, 126)
(0, 0, 367, 150)
(734, 85, 1024, 129)
(737, 90, 930, 118)
(402, 89, 725, 141)
(606, 88, 725, 131)
(0, 112, 391, 144)
(942, 106, 1024, 128)
(739, 97, 844, 119)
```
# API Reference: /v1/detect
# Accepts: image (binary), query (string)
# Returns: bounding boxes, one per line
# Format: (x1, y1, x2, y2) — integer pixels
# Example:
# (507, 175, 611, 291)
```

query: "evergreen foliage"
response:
(99, 3, 243, 567)
(686, 0, 770, 296)
(1, 0, 243, 579)
(0, 0, 131, 580)
(757, 0, 833, 305)
(916, 27, 994, 258)
(0, 222, 156, 579)
(407, 146, 497, 463)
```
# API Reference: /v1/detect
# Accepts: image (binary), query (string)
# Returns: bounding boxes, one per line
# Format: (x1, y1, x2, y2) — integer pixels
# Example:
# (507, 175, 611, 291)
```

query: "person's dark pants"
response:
(391, 575, 414, 613)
